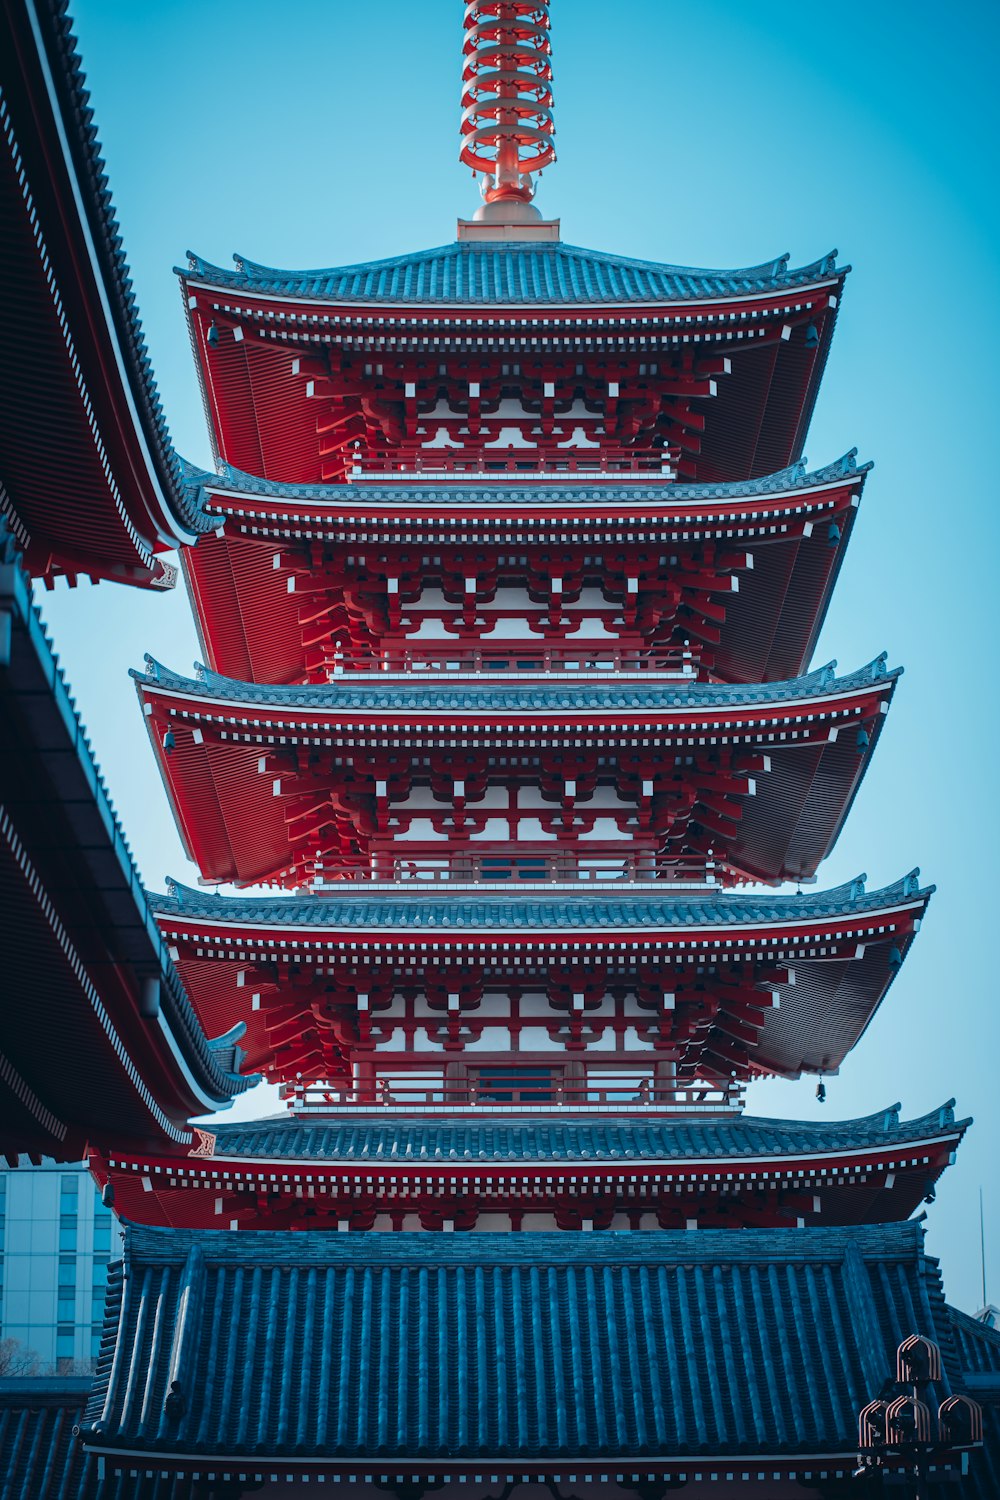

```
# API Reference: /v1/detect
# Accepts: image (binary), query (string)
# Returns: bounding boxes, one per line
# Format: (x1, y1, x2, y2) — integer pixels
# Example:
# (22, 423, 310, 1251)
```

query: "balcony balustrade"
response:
(329, 642, 702, 678)
(312, 847, 735, 888)
(350, 452, 678, 479)
(283, 1072, 744, 1115)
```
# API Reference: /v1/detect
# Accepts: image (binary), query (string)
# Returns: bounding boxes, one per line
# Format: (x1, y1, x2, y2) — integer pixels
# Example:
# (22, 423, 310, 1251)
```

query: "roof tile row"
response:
(76, 1223, 968, 1464)
(181, 242, 845, 308)
(208, 1101, 966, 1163)
(155, 869, 930, 932)
(136, 653, 898, 714)
(181, 450, 870, 511)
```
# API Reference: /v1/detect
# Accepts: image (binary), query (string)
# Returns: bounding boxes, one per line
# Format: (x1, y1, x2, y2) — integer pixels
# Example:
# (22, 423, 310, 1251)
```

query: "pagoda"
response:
(0, 0, 983, 1494)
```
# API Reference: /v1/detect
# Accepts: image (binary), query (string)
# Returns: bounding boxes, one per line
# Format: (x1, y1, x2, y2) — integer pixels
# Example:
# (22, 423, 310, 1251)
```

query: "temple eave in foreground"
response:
(1, 0, 214, 587)
(0, 520, 252, 1160)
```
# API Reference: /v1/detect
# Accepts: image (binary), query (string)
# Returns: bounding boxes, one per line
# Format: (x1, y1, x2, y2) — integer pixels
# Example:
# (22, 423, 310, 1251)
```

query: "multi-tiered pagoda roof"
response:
(180, 241, 844, 484)
(135, 655, 896, 888)
(179, 452, 868, 686)
(152, 872, 928, 1087)
(92, 1101, 966, 1233)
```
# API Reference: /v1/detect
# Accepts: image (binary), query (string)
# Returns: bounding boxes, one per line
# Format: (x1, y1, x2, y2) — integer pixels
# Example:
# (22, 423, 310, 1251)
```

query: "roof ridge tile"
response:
(152, 870, 934, 931)
(178, 241, 848, 307)
(132, 653, 901, 714)
(176, 450, 871, 511)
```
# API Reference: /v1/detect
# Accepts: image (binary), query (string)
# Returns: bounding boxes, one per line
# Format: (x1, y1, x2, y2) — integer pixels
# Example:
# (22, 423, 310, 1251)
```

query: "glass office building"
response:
(0, 1162, 120, 1371)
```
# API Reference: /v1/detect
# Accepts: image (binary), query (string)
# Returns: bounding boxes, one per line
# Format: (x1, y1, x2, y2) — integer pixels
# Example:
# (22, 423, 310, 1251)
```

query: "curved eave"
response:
(134, 659, 898, 887)
(0, 0, 211, 587)
(134, 653, 898, 716)
(151, 872, 930, 1082)
(154, 871, 931, 938)
(91, 1106, 966, 1232)
(181, 247, 845, 487)
(180, 243, 848, 310)
(116, 1100, 971, 1166)
(0, 524, 251, 1157)
(183, 451, 871, 521)
(179, 453, 869, 686)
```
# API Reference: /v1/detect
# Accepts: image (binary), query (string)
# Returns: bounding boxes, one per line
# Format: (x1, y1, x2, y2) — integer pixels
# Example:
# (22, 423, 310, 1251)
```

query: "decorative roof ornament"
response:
(458, 2, 560, 240)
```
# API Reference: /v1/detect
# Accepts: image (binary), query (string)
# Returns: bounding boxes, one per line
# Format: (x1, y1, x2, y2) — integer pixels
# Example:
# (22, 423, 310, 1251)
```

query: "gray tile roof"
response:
(0, 1379, 93, 1500)
(208, 1101, 967, 1163)
(0, 1378, 195, 1498)
(153, 870, 931, 932)
(135, 653, 898, 714)
(180, 242, 846, 307)
(179, 450, 870, 513)
(81, 1221, 959, 1463)
(950, 1307, 1000, 1379)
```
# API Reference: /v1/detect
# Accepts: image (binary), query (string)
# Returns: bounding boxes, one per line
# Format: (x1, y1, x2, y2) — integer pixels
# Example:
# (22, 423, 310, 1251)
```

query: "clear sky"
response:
(39, 0, 1000, 1311)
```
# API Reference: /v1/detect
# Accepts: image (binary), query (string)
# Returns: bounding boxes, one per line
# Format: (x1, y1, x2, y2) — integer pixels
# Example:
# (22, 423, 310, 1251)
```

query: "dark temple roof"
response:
(80, 1222, 965, 1468)
(13, 1293, 1000, 1496)
(0, 1379, 201, 1499)
(136, 652, 898, 714)
(944, 1311, 1000, 1497)
(949, 1307, 1000, 1382)
(0, 1379, 92, 1500)
(207, 1100, 968, 1163)
(181, 449, 870, 513)
(0, 522, 253, 1156)
(0, 0, 213, 587)
(155, 869, 930, 932)
(181, 242, 846, 307)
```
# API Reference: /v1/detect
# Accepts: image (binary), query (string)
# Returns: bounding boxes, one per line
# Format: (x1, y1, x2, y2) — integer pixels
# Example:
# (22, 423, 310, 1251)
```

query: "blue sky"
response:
(39, 0, 999, 1310)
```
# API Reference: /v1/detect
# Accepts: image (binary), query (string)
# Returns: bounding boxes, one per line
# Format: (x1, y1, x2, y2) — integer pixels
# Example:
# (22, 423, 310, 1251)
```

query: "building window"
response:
(58, 1220, 76, 1253)
(58, 1258, 75, 1286)
(474, 1065, 557, 1103)
(92, 1218, 112, 1256)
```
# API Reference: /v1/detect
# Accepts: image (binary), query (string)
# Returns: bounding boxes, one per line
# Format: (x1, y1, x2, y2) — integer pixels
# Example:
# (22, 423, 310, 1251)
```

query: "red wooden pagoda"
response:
(126, 0, 939, 1253)
(179, 452, 868, 686)
(2, 1, 992, 1495)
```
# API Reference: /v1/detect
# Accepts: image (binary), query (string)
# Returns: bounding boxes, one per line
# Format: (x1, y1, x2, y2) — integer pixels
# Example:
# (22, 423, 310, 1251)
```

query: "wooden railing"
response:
(349, 452, 678, 478)
(313, 849, 731, 887)
(328, 643, 701, 676)
(283, 1076, 744, 1115)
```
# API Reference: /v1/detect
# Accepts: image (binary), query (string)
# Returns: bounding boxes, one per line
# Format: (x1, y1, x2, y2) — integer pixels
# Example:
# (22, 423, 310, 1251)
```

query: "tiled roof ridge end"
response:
(175, 449, 872, 508)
